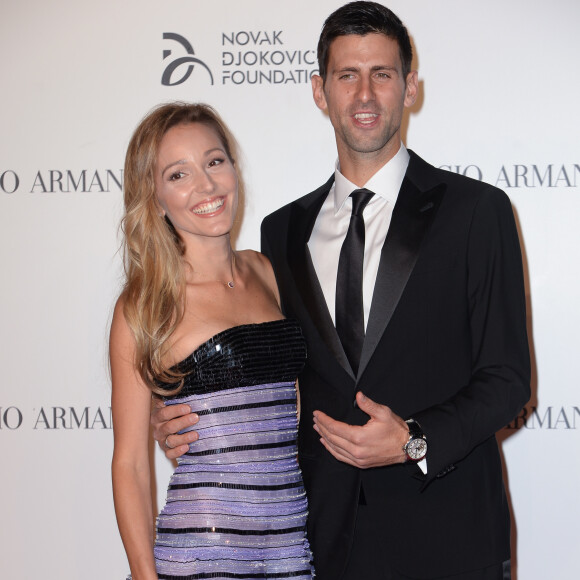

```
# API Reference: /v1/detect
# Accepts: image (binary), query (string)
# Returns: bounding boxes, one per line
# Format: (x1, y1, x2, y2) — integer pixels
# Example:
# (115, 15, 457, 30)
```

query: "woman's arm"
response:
(110, 296, 158, 579)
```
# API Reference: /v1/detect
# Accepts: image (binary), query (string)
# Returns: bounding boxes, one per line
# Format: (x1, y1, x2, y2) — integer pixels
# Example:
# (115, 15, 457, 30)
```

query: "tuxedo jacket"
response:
(261, 151, 530, 579)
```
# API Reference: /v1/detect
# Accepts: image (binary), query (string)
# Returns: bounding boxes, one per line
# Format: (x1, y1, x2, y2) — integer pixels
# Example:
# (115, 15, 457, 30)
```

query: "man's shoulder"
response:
(408, 149, 508, 202)
(262, 174, 334, 228)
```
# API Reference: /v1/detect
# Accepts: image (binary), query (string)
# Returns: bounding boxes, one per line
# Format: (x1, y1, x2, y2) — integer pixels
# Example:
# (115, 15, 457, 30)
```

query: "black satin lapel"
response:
(287, 186, 355, 379)
(358, 179, 446, 378)
(302, 246, 353, 377)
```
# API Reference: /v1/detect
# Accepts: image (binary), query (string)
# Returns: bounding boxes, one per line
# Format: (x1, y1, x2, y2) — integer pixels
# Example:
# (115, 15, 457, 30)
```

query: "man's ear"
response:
(404, 70, 419, 108)
(311, 74, 327, 111)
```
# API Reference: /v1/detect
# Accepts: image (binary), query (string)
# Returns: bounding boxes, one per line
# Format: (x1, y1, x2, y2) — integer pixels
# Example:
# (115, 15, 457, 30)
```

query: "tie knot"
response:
(350, 188, 374, 217)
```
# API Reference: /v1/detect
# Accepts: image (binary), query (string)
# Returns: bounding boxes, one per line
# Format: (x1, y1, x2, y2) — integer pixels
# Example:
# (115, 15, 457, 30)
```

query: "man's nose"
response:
(356, 76, 375, 102)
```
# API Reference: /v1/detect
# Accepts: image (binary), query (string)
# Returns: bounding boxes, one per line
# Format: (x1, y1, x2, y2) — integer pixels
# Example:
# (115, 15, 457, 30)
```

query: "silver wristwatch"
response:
(403, 419, 427, 461)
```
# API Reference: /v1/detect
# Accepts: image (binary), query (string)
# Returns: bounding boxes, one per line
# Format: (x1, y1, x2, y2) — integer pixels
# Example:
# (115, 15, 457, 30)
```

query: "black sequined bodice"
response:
(162, 318, 306, 399)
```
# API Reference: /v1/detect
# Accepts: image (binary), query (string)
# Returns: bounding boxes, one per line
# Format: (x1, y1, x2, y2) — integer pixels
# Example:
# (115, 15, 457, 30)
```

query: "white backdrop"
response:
(1, 1, 579, 578)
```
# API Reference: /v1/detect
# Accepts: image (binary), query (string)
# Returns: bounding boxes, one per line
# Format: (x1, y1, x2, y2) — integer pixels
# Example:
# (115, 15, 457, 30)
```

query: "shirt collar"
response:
(332, 143, 410, 214)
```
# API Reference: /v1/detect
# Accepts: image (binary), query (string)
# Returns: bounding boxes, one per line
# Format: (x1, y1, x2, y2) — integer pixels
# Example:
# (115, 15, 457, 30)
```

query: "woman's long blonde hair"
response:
(122, 102, 240, 393)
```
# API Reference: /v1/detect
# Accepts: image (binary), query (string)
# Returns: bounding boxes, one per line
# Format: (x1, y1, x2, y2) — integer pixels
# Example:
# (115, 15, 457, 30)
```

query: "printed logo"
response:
(505, 405, 580, 430)
(221, 29, 317, 85)
(0, 169, 123, 194)
(439, 164, 580, 188)
(0, 171, 19, 194)
(0, 406, 112, 430)
(160, 30, 317, 87)
(0, 407, 23, 430)
(161, 32, 214, 86)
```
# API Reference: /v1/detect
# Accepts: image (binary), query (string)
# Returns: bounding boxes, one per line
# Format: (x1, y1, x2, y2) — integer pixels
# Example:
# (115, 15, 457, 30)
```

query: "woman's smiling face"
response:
(155, 122, 238, 243)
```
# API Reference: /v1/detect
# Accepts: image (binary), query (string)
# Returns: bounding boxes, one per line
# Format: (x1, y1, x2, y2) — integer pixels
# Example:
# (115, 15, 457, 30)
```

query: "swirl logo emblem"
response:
(161, 32, 214, 86)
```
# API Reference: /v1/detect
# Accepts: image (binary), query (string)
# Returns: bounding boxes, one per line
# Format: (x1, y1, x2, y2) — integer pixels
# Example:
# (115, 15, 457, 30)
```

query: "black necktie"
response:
(335, 188, 375, 375)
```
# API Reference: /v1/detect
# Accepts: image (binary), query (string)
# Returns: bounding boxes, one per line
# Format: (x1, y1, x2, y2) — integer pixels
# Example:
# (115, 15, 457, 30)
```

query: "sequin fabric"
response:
(150, 319, 313, 579)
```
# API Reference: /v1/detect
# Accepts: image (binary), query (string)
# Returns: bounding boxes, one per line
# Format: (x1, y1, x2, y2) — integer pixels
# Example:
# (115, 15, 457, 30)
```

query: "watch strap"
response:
(403, 418, 427, 461)
(405, 418, 423, 438)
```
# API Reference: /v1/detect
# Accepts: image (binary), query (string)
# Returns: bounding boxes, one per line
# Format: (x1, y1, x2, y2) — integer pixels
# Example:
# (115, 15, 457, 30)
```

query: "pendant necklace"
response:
(225, 251, 236, 289)
(193, 250, 236, 289)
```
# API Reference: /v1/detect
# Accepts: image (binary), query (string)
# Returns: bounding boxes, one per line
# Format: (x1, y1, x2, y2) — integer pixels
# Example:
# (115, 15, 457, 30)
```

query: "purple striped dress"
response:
(150, 319, 313, 579)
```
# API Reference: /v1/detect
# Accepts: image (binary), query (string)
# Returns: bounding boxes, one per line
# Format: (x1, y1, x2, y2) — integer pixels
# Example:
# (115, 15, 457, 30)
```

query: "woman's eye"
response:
(169, 171, 185, 181)
(208, 157, 225, 168)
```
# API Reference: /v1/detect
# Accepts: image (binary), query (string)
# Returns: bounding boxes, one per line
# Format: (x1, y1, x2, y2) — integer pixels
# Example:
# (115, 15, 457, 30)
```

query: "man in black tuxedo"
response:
(153, 3, 530, 578)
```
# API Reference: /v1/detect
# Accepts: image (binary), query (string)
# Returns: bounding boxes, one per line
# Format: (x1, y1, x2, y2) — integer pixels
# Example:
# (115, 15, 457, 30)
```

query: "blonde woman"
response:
(110, 103, 313, 580)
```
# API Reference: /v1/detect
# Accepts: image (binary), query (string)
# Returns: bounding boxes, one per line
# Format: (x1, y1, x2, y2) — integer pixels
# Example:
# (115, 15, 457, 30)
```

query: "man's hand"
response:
(312, 391, 408, 468)
(151, 398, 199, 460)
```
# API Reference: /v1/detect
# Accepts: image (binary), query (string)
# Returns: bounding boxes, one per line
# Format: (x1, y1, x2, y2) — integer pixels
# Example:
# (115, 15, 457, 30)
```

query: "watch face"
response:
(407, 438, 427, 460)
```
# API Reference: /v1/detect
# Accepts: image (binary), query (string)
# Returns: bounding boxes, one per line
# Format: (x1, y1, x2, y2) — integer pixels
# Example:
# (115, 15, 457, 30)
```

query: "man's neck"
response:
(336, 140, 402, 187)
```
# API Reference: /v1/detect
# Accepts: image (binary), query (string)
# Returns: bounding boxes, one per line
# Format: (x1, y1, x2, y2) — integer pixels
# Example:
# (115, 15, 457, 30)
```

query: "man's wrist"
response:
(402, 418, 427, 462)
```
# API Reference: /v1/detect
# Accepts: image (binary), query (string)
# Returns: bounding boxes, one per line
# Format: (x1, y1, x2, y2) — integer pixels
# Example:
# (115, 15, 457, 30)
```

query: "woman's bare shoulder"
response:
(236, 249, 280, 305)
(110, 291, 135, 353)
(236, 249, 271, 268)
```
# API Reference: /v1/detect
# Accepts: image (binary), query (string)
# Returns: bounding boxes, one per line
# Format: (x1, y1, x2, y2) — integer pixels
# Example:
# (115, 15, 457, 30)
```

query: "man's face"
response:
(312, 33, 417, 167)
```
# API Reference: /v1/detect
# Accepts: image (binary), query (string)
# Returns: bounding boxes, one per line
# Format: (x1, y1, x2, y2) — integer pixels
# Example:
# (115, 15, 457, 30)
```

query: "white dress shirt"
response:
(308, 143, 427, 473)
(308, 143, 409, 329)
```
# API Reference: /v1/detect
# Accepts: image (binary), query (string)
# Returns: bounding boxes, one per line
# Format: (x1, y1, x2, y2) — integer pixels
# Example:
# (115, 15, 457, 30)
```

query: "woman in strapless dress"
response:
(110, 102, 313, 580)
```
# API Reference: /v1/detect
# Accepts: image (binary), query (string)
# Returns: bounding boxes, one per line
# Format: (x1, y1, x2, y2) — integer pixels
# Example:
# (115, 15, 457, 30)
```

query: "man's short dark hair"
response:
(317, 1, 413, 82)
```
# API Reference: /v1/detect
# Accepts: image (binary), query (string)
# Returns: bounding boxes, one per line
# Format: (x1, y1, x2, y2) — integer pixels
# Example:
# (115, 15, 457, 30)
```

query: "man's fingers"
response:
(318, 436, 357, 467)
(356, 391, 387, 419)
(313, 410, 357, 440)
(314, 400, 409, 468)
(152, 402, 193, 425)
(321, 435, 356, 462)
(160, 426, 199, 459)
(163, 443, 192, 461)
(150, 399, 200, 460)
(151, 404, 197, 439)
(313, 416, 359, 459)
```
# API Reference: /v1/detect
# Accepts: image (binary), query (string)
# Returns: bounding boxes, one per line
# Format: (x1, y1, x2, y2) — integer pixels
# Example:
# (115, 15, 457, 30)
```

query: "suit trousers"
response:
(342, 504, 511, 580)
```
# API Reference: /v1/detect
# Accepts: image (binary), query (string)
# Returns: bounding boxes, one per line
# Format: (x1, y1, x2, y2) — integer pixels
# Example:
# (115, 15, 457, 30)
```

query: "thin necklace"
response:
(192, 250, 236, 289)
(226, 251, 236, 289)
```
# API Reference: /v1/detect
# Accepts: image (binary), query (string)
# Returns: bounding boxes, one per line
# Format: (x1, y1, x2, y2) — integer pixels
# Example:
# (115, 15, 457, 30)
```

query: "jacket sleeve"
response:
(413, 187, 531, 485)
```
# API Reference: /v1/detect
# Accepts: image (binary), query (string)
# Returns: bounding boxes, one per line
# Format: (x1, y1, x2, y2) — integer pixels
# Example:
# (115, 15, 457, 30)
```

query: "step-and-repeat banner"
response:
(1, 1, 578, 578)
